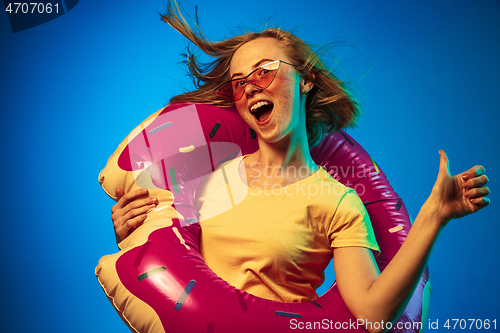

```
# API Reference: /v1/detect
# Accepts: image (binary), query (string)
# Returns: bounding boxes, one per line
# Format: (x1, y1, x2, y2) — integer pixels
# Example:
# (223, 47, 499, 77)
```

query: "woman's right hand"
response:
(111, 187, 158, 244)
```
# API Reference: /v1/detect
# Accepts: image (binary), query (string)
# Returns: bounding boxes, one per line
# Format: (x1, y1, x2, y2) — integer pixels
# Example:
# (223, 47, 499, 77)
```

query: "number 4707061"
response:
(444, 319, 496, 330)
(5, 3, 59, 14)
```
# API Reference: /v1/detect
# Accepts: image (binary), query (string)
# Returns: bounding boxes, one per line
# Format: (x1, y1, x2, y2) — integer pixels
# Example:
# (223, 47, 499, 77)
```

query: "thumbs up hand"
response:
(427, 150, 490, 225)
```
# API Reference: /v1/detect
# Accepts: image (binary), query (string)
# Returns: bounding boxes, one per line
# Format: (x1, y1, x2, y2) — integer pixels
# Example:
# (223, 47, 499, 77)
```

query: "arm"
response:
(111, 188, 158, 244)
(334, 150, 490, 333)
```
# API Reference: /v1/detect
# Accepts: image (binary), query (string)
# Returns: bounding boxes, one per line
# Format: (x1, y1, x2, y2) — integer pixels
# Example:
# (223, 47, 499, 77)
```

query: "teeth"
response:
(250, 101, 271, 112)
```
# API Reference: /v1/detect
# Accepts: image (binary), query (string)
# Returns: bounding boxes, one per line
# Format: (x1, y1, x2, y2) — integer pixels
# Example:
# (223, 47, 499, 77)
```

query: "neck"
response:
(245, 97, 318, 179)
(254, 127, 317, 175)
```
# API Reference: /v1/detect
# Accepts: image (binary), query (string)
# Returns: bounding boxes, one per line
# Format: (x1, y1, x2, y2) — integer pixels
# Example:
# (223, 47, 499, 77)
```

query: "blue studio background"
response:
(1, 1, 498, 332)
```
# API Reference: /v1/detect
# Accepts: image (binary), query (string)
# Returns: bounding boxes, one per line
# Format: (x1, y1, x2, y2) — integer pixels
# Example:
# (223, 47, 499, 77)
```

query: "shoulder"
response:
(307, 168, 367, 217)
(308, 167, 354, 201)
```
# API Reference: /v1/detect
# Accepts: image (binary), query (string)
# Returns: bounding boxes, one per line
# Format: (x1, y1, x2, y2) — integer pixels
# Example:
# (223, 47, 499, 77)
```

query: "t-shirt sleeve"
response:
(328, 189, 380, 255)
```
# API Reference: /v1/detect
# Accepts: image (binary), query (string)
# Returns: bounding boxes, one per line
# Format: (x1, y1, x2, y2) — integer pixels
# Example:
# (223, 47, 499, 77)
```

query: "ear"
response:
(301, 73, 315, 94)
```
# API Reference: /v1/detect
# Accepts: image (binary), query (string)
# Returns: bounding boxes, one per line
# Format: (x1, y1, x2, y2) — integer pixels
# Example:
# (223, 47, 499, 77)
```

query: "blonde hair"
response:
(161, 1, 360, 147)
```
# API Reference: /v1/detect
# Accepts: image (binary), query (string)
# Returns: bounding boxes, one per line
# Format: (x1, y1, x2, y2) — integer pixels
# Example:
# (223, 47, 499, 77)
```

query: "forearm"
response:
(338, 153, 489, 333)
(363, 199, 446, 326)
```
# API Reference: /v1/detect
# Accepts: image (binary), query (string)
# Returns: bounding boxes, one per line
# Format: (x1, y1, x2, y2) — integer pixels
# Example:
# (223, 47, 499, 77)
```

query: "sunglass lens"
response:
(216, 82, 234, 100)
(215, 62, 281, 101)
(252, 64, 279, 89)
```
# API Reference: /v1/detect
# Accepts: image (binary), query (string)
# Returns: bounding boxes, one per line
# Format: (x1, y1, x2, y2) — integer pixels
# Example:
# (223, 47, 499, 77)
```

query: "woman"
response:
(110, 2, 490, 331)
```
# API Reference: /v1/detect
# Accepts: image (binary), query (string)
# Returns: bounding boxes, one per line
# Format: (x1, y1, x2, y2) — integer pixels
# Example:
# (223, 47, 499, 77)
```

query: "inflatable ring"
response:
(96, 103, 430, 333)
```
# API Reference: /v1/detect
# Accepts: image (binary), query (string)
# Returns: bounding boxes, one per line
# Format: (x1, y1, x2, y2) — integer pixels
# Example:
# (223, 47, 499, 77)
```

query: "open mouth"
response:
(250, 101, 274, 122)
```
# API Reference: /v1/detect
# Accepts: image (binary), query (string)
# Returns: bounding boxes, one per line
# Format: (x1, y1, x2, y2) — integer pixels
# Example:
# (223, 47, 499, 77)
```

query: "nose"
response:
(243, 81, 262, 98)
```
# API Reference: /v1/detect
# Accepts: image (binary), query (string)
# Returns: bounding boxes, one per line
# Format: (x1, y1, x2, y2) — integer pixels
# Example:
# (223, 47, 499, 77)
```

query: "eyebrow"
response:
(230, 58, 275, 79)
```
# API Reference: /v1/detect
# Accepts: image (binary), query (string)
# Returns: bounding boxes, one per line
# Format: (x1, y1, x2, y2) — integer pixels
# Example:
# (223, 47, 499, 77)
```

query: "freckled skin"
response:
(230, 37, 316, 187)
(230, 38, 308, 147)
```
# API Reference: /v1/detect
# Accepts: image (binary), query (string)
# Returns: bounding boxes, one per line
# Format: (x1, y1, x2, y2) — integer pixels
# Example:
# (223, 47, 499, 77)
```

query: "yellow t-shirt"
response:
(195, 156, 379, 303)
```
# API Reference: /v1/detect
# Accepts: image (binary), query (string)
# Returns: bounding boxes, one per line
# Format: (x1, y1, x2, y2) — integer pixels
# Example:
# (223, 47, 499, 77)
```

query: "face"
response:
(229, 37, 309, 145)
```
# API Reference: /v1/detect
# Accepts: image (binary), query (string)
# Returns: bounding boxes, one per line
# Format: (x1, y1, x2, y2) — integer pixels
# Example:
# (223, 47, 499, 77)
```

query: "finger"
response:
(124, 213, 148, 230)
(116, 198, 157, 218)
(112, 202, 152, 228)
(125, 197, 158, 212)
(111, 188, 128, 213)
(123, 204, 157, 222)
(116, 214, 147, 240)
(438, 150, 451, 179)
(116, 188, 149, 209)
(462, 165, 486, 181)
(112, 196, 157, 222)
(465, 186, 490, 199)
(463, 174, 489, 189)
(116, 187, 125, 200)
(469, 196, 491, 209)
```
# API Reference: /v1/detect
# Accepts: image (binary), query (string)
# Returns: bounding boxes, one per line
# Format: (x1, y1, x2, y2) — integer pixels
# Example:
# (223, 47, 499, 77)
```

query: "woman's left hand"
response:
(428, 150, 490, 224)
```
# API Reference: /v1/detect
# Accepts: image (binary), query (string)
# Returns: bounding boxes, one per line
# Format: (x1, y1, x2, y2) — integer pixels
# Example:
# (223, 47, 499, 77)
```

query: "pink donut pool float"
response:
(96, 103, 430, 333)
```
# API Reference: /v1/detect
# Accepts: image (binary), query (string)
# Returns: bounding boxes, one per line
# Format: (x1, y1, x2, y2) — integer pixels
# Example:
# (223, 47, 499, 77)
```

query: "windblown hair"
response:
(161, 1, 360, 147)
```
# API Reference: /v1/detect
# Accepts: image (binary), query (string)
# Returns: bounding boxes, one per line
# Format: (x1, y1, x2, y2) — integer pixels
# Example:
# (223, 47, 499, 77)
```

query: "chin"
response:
(257, 130, 288, 145)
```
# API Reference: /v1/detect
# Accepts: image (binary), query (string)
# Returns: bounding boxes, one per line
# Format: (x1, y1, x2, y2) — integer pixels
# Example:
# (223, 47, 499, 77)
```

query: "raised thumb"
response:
(438, 150, 451, 179)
